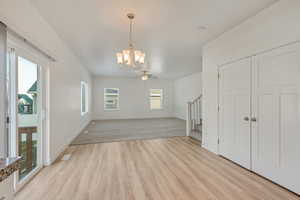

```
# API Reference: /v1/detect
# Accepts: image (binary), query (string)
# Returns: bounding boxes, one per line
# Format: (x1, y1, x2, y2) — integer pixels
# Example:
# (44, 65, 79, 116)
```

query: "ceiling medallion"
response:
(116, 13, 145, 68)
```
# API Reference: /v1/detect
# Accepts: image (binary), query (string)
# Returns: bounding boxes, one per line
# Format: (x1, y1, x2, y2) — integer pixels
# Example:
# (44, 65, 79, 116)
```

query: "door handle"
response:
(243, 117, 250, 121)
(251, 117, 257, 122)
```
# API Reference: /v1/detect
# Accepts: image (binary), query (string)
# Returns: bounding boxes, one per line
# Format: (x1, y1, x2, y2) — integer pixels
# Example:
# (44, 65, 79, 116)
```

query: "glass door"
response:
(17, 56, 40, 181)
(6, 41, 47, 190)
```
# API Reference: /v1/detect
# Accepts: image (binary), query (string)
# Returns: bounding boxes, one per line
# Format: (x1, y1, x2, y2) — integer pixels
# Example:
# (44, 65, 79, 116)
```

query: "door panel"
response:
(256, 94, 278, 168)
(235, 94, 251, 167)
(252, 42, 300, 194)
(219, 58, 251, 169)
(17, 56, 40, 181)
(221, 94, 235, 159)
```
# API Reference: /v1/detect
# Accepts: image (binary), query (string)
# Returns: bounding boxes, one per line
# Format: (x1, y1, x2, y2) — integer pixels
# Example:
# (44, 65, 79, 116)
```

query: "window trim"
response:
(81, 81, 88, 116)
(104, 88, 120, 111)
(150, 89, 163, 110)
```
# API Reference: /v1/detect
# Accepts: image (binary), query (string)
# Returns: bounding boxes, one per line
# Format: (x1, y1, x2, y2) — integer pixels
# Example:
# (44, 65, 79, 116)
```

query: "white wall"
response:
(202, 0, 300, 153)
(92, 77, 174, 120)
(174, 73, 202, 120)
(0, 0, 92, 164)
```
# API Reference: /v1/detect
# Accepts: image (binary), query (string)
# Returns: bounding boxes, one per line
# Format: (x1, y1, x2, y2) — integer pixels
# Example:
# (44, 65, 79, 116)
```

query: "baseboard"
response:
(92, 116, 177, 121)
(48, 119, 91, 165)
(49, 142, 69, 165)
(175, 116, 186, 121)
(202, 144, 218, 155)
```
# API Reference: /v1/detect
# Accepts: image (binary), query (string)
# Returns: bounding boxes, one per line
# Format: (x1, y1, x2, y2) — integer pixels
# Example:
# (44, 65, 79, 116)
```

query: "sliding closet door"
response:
(252, 42, 300, 194)
(219, 58, 252, 169)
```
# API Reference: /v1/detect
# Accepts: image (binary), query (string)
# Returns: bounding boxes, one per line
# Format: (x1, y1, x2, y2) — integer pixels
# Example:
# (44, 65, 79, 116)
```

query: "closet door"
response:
(219, 58, 251, 169)
(252, 42, 300, 194)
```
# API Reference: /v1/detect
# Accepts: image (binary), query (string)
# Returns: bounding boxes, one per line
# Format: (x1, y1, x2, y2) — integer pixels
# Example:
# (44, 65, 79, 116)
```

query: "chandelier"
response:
(116, 13, 145, 68)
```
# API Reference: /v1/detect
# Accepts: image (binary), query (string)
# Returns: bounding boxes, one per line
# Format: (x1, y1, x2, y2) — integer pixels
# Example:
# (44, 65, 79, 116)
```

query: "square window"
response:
(104, 88, 119, 110)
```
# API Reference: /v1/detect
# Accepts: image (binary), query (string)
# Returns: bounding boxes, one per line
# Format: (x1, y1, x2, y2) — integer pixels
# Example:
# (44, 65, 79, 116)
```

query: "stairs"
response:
(190, 122, 202, 141)
(187, 95, 202, 142)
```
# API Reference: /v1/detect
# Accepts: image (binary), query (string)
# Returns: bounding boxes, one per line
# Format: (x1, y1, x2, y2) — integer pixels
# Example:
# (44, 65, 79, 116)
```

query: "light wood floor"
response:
(16, 137, 299, 200)
(71, 118, 186, 145)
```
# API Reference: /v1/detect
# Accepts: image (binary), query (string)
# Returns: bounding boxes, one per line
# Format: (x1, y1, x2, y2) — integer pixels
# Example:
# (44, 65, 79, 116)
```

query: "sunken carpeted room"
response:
(72, 118, 187, 145)
(1, 0, 300, 200)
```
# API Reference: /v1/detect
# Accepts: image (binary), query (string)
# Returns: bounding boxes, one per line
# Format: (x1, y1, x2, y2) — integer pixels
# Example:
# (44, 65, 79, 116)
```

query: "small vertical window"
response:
(81, 81, 88, 115)
(150, 89, 163, 110)
(104, 88, 119, 110)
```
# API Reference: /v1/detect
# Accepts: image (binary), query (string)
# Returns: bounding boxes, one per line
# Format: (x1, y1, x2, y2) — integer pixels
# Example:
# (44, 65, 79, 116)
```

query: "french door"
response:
(7, 46, 44, 190)
(219, 42, 300, 194)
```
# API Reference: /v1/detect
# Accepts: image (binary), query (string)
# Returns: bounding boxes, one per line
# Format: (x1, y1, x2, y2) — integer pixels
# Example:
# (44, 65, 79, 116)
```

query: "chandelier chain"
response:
(129, 18, 133, 47)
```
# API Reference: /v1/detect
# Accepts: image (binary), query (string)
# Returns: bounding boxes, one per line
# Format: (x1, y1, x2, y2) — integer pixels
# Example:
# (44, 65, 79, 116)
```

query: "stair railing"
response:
(187, 95, 202, 141)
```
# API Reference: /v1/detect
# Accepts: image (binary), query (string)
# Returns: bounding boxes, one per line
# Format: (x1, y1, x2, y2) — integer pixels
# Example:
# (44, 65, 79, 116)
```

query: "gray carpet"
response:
(71, 118, 186, 145)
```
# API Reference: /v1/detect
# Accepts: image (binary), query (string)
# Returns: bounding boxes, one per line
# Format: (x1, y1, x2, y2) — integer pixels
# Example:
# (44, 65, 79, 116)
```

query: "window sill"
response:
(81, 112, 88, 116)
(150, 108, 163, 111)
(104, 109, 120, 111)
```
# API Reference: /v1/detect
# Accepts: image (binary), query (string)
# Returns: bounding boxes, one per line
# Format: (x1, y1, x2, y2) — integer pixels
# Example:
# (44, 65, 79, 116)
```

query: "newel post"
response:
(186, 102, 192, 136)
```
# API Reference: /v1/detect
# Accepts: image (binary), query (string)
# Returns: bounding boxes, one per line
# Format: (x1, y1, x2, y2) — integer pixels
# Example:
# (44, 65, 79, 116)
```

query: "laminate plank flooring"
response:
(71, 118, 186, 145)
(16, 137, 299, 200)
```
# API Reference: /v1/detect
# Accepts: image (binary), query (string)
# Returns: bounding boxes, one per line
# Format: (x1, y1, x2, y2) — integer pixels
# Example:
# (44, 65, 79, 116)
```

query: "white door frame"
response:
(7, 35, 50, 191)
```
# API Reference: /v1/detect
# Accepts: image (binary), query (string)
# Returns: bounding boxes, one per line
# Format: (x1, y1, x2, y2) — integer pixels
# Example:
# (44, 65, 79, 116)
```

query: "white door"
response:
(252, 42, 300, 194)
(219, 58, 252, 169)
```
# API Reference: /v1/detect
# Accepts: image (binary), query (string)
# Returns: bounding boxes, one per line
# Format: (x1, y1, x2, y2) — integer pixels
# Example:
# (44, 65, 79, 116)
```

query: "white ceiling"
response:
(30, 0, 276, 79)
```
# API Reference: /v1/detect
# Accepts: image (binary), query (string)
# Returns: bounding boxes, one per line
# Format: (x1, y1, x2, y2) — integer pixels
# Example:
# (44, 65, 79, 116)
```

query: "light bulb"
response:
(122, 50, 130, 65)
(139, 53, 145, 64)
(134, 50, 141, 63)
(116, 53, 123, 64)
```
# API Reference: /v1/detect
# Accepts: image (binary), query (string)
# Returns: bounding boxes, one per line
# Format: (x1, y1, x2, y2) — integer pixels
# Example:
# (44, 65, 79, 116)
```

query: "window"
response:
(150, 89, 163, 110)
(81, 81, 88, 115)
(104, 88, 119, 110)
